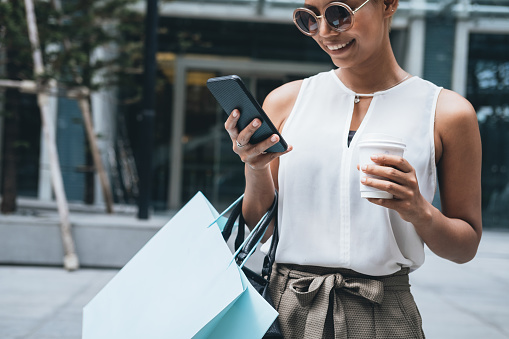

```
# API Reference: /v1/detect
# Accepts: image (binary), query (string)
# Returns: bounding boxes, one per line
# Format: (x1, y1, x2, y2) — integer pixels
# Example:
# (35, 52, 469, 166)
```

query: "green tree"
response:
(0, 0, 144, 212)
(0, 0, 37, 213)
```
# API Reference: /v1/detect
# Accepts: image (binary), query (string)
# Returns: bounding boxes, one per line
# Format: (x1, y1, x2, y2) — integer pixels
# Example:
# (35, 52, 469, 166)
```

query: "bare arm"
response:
(223, 80, 302, 236)
(427, 89, 482, 262)
(360, 89, 482, 263)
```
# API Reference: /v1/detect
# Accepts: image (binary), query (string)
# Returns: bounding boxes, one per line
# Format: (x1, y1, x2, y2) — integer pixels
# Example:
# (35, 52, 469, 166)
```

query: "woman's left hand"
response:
(360, 154, 432, 226)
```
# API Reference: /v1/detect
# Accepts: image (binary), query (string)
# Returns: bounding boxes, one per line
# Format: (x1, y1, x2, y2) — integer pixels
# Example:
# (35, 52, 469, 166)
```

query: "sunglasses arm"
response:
(353, 0, 371, 13)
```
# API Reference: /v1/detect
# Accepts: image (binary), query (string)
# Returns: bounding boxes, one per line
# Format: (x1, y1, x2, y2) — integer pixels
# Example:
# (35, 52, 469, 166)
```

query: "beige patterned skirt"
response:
(268, 264, 425, 339)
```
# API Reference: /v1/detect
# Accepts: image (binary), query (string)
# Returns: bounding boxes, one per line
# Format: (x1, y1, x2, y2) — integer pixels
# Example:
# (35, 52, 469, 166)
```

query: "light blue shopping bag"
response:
(82, 192, 278, 339)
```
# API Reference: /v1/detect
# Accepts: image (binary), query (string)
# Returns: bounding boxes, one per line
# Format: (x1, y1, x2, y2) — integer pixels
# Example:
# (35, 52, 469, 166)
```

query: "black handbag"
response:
(221, 192, 283, 339)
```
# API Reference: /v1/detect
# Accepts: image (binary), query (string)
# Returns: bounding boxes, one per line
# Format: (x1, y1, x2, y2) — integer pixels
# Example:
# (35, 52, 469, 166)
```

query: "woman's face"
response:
(303, 0, 389, 69)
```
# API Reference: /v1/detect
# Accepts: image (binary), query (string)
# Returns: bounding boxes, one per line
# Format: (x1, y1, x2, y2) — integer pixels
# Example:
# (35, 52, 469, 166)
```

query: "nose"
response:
(317, 17, 336, 38)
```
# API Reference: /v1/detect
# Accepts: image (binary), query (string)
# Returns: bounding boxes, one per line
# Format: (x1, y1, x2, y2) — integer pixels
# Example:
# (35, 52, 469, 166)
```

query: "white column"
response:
(403, 0, 426, 78)
(0, 43, 4, 193)
(0, 102, 3, 193)
(38, 41, 62, 201)
(452, 21, 471, 97)
(37, 80, 58, 201)
(168, 57, 186, 209)
(91, 88, 116, 205)
(91, 44, 117, 205)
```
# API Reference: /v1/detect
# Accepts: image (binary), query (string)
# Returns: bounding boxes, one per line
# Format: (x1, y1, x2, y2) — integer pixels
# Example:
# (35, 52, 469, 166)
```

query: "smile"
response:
(326, 40, 354, 51)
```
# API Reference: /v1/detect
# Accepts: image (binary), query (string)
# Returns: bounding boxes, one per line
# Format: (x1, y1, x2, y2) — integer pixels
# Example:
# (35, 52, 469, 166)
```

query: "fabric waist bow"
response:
(290, 270, 408, 339)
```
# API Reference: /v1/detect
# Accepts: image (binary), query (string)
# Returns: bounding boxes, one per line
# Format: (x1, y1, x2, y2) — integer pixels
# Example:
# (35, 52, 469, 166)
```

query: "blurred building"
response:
(1, 0, 508, 228)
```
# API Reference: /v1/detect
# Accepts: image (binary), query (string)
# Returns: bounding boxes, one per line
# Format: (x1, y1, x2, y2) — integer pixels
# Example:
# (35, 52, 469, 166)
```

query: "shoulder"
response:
(436, 89, 478, 136)
(436, 89, 476, 122)
(262, 79, 303, 131)
(435, 89, 480, 162)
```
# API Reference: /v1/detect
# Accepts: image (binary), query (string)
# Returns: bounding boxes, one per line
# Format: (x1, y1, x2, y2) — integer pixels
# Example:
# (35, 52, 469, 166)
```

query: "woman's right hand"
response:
(224, 109, 292, 171)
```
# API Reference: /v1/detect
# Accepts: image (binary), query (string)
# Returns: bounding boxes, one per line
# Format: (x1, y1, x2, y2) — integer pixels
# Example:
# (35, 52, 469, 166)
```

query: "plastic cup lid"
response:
(358, 133, 405, 147)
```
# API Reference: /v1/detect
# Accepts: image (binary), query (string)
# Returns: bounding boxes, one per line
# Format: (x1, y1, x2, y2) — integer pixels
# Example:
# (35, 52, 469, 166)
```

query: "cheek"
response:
(353, 6, 386, 35)
(352, 21, 386, 51)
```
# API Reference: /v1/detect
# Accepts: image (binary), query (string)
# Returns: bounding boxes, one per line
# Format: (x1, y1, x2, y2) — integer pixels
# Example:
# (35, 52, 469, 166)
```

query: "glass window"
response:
(154, 17, 405, 209)
(1, 92, 41, 198)
(181, 73, 288, 208)
(467, 33, 509, 229)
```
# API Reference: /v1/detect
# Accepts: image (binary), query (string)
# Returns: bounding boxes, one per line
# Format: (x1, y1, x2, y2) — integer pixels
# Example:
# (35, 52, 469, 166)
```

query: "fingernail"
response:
(361, 165, 367, 171)
(271, 135, 278, 142)
(371, 155, 379, 160)
(361, 177, 367, 183)
(232, 111, 238, 118)
(253, 120, 260, 127)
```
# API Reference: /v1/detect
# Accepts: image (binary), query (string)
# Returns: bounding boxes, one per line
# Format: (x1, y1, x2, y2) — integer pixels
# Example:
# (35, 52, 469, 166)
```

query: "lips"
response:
(326, 39, 354, 51)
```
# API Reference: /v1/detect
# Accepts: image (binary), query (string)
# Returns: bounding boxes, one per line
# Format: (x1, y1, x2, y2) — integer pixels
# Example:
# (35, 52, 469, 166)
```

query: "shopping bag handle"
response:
(222, 192, 279, 280)
(208, 194, 244, 230)
(222, 192, 277, 249)
(229, 209, 270, 268)
(235, 192, 277, 264)
(220, 196, 244, 249)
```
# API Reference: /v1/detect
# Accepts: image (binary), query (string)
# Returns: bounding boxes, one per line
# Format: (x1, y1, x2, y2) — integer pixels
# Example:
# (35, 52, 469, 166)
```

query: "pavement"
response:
(1, 229, 508, 339)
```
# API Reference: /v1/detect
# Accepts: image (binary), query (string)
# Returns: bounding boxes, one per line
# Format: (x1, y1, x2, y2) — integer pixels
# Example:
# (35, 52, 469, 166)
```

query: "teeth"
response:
(327, 40, 352, 51)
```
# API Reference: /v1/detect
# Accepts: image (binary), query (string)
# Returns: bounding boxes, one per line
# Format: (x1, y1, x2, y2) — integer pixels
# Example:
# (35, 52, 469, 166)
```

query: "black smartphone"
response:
(207, 75, 288, 153)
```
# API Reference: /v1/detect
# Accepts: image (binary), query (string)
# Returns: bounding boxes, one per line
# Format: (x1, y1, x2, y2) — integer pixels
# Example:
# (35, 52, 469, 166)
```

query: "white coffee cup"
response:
(358, 133, 406, 199)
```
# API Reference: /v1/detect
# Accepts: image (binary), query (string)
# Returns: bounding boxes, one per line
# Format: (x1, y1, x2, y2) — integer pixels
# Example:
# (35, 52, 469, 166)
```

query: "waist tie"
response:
(282, 265, 410, 339)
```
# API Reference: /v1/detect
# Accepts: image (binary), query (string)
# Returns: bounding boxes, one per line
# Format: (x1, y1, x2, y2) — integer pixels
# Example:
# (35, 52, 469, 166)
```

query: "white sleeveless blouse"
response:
(275, 70, 441, 276)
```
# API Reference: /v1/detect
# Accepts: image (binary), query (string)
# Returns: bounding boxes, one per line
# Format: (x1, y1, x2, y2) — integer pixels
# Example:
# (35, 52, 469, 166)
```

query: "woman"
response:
(224, 0, 482, 337)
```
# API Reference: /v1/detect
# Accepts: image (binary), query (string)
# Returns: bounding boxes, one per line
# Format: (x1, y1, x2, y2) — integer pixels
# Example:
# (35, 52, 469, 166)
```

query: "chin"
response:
(319, 44, 358, 69)
(329, 57, 354, 69)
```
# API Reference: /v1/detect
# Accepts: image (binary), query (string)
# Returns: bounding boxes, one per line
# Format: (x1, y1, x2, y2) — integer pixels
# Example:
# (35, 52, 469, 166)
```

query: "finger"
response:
(246, 144, 293, 170)
(282, 144, 293, 155)
(360, 176, 405, 198)
(245, 134, 290, 159)
(268, 145, 293, 161)
(252, 134, 282, 154)
(361, 164, 406, 185)
(259, 144, 293, 157)
(370, 154, 412, 173)
(236, 118, 262, 147)
(224, 109, 241, 139)
(366, 197, 399, 209)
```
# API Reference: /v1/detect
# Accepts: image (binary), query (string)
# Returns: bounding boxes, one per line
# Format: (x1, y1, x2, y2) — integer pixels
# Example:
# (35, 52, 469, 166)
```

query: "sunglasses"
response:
(293, 0, 371, 36)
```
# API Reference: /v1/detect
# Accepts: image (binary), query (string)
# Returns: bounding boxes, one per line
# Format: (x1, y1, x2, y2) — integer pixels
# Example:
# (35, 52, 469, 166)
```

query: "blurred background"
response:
(0, 0, 508, 219)
(0, 1, 508, 338)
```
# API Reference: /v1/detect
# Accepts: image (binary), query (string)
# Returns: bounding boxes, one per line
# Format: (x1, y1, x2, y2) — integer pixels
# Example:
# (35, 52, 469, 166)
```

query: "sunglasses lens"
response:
(325, 5, 352, 31)
(294, 10, 319, 35)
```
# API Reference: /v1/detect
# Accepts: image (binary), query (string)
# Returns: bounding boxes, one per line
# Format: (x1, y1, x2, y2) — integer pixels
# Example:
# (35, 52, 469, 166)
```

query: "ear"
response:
(383, 0, 399, 18)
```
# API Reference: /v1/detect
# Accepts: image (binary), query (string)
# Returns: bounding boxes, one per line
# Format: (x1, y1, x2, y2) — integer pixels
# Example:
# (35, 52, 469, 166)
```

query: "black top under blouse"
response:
(347, 130, 356, 147)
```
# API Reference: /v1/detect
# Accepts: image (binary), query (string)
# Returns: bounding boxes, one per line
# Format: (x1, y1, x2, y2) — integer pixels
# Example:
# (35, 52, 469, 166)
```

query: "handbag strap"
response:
(221, 192, 279, 280)
(262, 207, 278, 280)
(222, 192, 276, 247)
